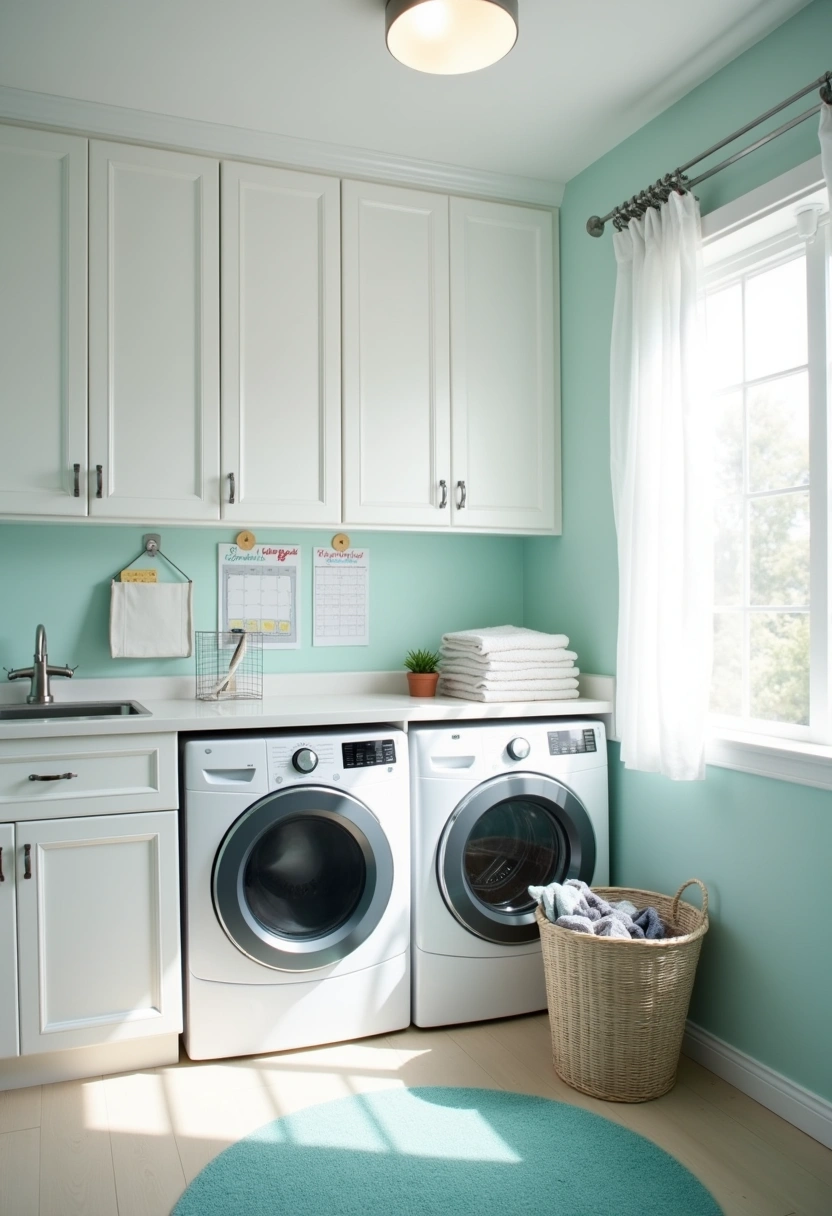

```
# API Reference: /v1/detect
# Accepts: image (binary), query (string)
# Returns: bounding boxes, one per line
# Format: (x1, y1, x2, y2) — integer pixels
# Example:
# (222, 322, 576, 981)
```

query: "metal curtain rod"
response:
(586, 70, 832, 237)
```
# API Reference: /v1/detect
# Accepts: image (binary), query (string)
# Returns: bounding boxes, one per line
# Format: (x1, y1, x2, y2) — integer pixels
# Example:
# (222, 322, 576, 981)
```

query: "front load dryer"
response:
(182, 727, 409, 1060)
(409, 719, 608, 1028)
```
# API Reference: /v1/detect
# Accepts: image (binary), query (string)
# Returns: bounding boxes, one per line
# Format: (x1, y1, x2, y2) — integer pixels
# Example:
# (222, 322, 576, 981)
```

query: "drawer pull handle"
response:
(29, 772, 78, 782)
(0, 846, 4, 882)
(228, 472, 236, 505)
(96, 465, 103, 498)
(439, 479, 448, 509)
(456, 479, 467, 509)
(23, 844, 31, 880)
(73, 463, 81, 498)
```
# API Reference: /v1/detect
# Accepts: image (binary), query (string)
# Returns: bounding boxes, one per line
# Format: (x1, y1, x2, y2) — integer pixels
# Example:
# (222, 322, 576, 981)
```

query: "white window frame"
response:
(702, 156, 832, 790)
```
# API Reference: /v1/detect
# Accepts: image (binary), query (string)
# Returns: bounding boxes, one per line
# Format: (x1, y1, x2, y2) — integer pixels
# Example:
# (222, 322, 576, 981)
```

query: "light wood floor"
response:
(1, 1014, 829, 1215)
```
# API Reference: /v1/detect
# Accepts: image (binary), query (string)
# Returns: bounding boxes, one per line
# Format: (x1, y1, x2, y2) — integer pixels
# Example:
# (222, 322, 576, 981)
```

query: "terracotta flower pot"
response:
(407, 671, 440, 698)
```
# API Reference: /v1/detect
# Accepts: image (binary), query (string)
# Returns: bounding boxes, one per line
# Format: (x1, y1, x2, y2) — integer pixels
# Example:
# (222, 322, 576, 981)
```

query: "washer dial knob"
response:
(292, 747, 318, 774)
(507, 737, 530, 761)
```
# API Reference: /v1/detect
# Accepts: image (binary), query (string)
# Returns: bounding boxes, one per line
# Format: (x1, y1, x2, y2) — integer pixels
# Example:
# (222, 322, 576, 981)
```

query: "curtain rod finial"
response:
(586, 215, 605, 238)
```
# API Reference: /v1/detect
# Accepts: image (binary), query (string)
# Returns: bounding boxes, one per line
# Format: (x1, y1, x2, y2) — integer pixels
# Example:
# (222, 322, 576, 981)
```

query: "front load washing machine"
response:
(410, 719, 608, 1028)
(182, 727, 409, 1060)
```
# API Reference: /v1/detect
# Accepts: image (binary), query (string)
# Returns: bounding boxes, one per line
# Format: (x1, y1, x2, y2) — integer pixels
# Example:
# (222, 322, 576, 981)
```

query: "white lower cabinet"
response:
(0, 823, 19, 1059)
(1, 810, 181, 1060)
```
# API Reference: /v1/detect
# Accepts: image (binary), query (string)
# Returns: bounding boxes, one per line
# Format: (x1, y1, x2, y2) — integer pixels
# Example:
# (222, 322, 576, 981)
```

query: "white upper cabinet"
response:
(221, 162, 341, 523)
(450, 197, 559, 532)
(0, 124, 88, 518)
(89, 141, 220, 520)
(0, 124, 559, 533)
(342, 180, 451, 527)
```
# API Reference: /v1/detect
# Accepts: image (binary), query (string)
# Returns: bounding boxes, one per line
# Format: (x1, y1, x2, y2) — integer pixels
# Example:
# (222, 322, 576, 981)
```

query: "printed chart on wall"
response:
(218, 544, 300, 648)
(314, 547, 369, 646)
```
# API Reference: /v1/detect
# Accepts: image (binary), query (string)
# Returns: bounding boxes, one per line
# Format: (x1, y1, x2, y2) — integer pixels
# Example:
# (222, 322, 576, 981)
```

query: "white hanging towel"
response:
(441, 625, 569, 655)
(110, 581, 193, 658)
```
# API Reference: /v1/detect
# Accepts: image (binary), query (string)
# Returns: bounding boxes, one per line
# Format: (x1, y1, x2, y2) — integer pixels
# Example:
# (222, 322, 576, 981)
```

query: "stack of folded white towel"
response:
(438, 625, 580, 703)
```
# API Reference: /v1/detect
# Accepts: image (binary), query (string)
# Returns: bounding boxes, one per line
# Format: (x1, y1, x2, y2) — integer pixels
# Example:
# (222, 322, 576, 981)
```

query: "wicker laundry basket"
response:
(536, 878, 709, 1103)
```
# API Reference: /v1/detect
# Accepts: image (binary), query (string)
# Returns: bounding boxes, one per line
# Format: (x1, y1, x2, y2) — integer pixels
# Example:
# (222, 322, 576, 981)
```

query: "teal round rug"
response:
(172, 1086, 722, 1215)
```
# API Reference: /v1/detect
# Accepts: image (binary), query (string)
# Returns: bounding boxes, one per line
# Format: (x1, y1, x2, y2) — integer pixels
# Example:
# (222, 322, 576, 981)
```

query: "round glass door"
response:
(438, 773, 596, 944)
(213, 787, 394, 971)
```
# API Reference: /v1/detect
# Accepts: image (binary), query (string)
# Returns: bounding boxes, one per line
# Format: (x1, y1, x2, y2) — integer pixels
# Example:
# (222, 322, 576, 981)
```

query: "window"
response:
(703, 160, 831, 782)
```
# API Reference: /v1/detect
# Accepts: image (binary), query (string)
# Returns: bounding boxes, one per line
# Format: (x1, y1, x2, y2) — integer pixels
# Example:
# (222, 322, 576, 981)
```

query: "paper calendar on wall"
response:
(313, 547, 369, 646)
(218, 543, 300, 648)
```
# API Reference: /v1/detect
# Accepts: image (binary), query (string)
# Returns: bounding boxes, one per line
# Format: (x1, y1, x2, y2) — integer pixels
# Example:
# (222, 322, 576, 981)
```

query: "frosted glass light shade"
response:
(386, 0, 518, 75)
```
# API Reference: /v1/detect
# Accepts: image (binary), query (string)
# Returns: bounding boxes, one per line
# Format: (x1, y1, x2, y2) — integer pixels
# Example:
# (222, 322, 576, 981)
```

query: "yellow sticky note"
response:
(245, 619, 259, 632)
(121, 569, 158, 583)
(278, 620, 291, 634)
(228, 619, 244, 630)
(261, 620, 276, 633)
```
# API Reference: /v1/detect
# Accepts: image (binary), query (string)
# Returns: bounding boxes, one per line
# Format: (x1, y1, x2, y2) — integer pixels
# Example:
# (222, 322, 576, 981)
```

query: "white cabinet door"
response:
(0, 823, 19, 1058)
(89, 142, 220, 520)
(0, 125, 87, 518)
(342, 180, 451, 527)
(16, 811, 181, 1055)
(450, 198, 559, 533)
(221, 162, 341, 523)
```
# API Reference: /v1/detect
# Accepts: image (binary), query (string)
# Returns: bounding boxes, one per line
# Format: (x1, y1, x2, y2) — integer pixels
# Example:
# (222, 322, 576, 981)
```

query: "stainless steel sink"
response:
(0, 700, 150, 722)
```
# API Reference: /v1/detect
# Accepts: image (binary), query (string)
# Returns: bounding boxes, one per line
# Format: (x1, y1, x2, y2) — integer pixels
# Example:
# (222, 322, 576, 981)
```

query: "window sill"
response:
(706, 729, 832, 791)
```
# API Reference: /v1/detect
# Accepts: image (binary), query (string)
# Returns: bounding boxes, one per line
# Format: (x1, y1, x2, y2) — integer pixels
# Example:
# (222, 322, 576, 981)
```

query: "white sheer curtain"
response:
(821, 101, 832, 199)
(610, 191, 712, 781)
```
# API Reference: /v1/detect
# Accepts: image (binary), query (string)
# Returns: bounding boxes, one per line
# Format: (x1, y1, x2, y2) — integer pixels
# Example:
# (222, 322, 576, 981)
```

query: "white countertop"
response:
(0, 671, 615, 740)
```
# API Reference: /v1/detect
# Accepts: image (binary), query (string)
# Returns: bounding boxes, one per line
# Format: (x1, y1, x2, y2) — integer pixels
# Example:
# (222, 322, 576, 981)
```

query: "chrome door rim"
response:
(437, 772, 596, 944)
(213, 786, 394, 971)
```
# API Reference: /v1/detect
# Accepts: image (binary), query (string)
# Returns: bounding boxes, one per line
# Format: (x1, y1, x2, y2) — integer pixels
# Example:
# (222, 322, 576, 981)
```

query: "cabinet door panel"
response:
(0, 823, 19, 1058)
(450, 198, 559, 533)
(16, 811, 181, 1055)
(0, 125, 87, 518)
(221, 162, 340, 523)
(89, 142, 220, 520)
(343, 181, 450, 527)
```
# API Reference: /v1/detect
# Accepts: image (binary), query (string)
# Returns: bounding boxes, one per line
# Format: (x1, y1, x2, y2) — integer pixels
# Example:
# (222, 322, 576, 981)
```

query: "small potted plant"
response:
(404, 647, 441, 697)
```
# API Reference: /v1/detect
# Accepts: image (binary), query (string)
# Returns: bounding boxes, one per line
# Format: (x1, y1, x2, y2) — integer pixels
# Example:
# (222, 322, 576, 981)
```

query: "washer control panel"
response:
(342, 738, 397, 768)
(548, 727, 597, 755)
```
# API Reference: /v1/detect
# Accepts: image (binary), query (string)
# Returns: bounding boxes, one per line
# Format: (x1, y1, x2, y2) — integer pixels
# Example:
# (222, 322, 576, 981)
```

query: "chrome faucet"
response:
(7, 625, 75, 704)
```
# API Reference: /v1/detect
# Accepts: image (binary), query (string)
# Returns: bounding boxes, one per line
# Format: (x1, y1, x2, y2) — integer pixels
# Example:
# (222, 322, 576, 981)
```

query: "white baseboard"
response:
(683, 1021, 832, 1149)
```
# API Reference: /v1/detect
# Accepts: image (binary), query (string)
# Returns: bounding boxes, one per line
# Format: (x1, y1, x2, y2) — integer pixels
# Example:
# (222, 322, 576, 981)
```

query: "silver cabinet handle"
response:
(228, 472, 236, 505)
(439, 479, 448, 509)
(0, 846, 4, 882)
(23, 844, 31, 880)
(73, 463, 80, 498)
(29, 772, 77, 782)
(95, 465, 103, 498)
(456, 479, 467, 509)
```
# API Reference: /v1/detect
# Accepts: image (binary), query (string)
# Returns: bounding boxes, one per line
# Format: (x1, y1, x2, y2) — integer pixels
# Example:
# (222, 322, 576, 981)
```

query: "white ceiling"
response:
(0, 0, 813, 188)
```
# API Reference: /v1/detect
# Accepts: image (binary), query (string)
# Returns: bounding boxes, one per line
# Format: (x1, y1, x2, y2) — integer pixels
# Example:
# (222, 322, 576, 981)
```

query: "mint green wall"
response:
(0, 524, 523, 677)
(525, 0, 832, 1101)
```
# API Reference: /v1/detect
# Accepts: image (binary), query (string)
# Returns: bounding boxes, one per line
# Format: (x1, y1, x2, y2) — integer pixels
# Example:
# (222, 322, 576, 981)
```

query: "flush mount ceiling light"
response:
(386, 0, 518, 75)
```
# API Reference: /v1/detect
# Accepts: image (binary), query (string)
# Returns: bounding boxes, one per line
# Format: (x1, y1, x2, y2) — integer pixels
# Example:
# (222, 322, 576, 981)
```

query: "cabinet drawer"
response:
(0, 734, 177, 818)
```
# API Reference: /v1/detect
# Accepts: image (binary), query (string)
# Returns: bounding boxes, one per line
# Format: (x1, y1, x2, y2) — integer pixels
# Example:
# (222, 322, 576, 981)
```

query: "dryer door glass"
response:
(244, 816, 365, 940)
(463, 799, 566, 915)
(439, 773, 596, 944)
(213, 787, 394, 971)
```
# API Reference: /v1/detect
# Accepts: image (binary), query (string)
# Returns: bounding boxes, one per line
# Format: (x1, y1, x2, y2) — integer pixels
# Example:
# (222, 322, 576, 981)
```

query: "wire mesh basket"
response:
(195, 631, 263, 701)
